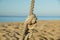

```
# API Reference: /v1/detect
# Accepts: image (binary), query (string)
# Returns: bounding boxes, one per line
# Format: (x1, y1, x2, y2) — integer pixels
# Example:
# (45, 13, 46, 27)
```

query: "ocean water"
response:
(0, 16, 60, 22)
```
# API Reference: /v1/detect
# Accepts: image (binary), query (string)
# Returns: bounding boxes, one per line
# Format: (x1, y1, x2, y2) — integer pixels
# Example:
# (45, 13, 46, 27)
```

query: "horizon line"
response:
(0, 16, 60, 17)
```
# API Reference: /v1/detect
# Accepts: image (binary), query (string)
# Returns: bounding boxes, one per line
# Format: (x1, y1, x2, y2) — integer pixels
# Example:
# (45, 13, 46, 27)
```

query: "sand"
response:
(0, 20, 60, 40)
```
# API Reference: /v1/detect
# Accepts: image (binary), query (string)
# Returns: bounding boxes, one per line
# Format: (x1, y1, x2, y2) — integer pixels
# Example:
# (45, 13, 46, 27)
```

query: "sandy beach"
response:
(0, 20, 60, 40)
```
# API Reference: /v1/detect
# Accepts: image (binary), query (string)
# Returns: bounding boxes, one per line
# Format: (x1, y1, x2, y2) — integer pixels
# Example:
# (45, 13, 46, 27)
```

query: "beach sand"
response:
(0, 20, 60, 40)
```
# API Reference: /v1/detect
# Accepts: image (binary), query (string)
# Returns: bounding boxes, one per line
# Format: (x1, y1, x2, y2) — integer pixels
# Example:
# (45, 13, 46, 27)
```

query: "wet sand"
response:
(0, 20, 60, 40)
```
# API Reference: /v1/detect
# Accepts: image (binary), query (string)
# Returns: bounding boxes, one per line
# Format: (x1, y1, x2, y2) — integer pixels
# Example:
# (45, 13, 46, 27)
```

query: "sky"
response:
(0, 0, 60, 16)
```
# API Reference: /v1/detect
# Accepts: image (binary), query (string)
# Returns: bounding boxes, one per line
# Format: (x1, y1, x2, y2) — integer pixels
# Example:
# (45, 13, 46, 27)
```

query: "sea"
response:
(0, 16, 60, 22)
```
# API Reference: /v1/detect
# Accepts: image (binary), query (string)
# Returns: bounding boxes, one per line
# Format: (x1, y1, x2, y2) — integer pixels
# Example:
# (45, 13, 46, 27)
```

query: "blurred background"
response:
(0, 0, 60, 22)
(0, 0, 60, 16)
